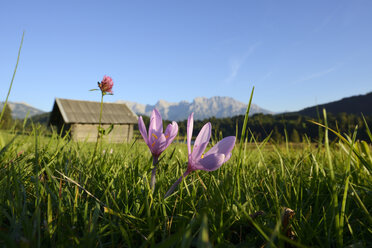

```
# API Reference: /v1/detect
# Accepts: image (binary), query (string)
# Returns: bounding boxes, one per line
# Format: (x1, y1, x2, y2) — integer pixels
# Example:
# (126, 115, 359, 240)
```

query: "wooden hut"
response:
(49, 98, 138, 143)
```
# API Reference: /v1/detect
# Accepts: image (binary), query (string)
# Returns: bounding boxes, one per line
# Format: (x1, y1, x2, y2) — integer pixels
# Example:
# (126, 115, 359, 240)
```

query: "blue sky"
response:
(1, 0, 371, 113)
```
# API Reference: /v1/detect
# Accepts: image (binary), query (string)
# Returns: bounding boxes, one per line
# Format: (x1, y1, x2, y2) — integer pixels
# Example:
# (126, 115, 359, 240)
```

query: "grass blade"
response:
(0, 32, 24, 123)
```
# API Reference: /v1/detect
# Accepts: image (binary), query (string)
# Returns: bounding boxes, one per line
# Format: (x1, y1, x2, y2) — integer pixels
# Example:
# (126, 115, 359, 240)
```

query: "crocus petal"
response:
(194, 122, 211, 148)
(205, 136, 236, 158)
(191, 141, 209, 164)
(191, 122, 211, 162)
(151, 133, 167, 156)
(164, 121, 178, 147)
(224, 152, 232, 163)
(187, 113, 194, 156)
(138, 116, 149, 145)
(195, 153, 225, 171)
(149, 109, 163, 140)
(149, 130, 162, 146)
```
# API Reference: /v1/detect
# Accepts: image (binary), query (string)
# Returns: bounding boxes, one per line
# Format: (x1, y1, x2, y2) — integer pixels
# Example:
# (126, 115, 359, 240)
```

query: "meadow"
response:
(1, 34, 371, 247)
(0, 113, 371, 247)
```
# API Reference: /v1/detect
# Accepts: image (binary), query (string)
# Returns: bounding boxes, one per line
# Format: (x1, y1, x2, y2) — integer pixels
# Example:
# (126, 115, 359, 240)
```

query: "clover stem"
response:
(91, 93, 104, 164)
(96, 93, 104, 143)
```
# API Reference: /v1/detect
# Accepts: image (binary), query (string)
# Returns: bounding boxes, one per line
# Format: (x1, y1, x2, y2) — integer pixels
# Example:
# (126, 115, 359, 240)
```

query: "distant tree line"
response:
(141, 112, 372, 143)
(3, 109, 372, 143)
(0, 108, 51, 132)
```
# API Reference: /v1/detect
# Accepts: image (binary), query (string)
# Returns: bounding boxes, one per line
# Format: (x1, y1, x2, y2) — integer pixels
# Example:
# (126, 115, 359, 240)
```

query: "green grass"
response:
(2, 32, 371, 247)
(0, 120, 371, 248)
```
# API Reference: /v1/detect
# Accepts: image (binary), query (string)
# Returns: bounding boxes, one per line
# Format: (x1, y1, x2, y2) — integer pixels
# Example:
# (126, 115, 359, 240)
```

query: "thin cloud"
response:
(225, 42, 261, 84)
(258, 71, 273, 83)
(292, 65, 339, 85)
(313, 3, 344, 33)
(225, 60, 241, 84)
(313, 13, 334, 33)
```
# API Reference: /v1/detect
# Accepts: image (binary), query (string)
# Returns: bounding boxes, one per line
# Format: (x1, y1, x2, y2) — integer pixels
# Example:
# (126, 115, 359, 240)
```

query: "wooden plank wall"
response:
(70, 124, 133, 143)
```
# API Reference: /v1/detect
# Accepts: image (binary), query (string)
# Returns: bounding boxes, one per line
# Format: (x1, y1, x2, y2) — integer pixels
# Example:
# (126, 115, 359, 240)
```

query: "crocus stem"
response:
(164, 171, 190, 199)
(150, 156, 159, 190)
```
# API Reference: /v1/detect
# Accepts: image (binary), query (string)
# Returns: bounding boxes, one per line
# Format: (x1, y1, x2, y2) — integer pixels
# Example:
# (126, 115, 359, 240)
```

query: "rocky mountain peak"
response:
(0, 101, 45, 119)
(117, 96, 272, 121)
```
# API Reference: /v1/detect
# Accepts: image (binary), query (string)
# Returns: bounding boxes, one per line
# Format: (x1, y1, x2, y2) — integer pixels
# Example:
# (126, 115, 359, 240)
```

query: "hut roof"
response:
(51, 98, 138, 124)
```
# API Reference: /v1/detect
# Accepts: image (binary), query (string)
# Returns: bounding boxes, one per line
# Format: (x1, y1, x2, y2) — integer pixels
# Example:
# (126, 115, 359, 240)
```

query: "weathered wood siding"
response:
(49, 98, 138, 143)
(70, 124, 133, 143)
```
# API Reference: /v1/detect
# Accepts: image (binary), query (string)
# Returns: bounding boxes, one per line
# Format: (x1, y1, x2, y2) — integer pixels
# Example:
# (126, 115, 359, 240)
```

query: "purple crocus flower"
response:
(164, 112, 235, 198)
(138, 109, 178, 189)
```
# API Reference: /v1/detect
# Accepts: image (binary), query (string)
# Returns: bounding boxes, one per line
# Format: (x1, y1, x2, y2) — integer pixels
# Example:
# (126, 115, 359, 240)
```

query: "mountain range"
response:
(3, 91, 372, 121)
(0, 101, 45, 119)
(2, 97, 271, 121)
(117, 96, 272, 121)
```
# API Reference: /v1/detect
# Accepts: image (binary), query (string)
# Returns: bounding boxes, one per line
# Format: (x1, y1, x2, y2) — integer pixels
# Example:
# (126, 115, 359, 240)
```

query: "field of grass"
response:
(1, 32, 371, 248)
(0, 116, 371, 248)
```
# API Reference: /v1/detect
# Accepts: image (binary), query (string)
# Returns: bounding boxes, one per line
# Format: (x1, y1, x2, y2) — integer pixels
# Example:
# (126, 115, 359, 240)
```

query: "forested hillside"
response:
(13, 108, 372, 143)
(294, 92, 372, 117)
(140, 112, 372, 143)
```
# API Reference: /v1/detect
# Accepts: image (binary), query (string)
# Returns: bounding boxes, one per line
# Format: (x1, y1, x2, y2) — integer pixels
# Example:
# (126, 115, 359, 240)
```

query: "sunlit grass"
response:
(1, 33, 371, 247)
(0, 118, 371, 247)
